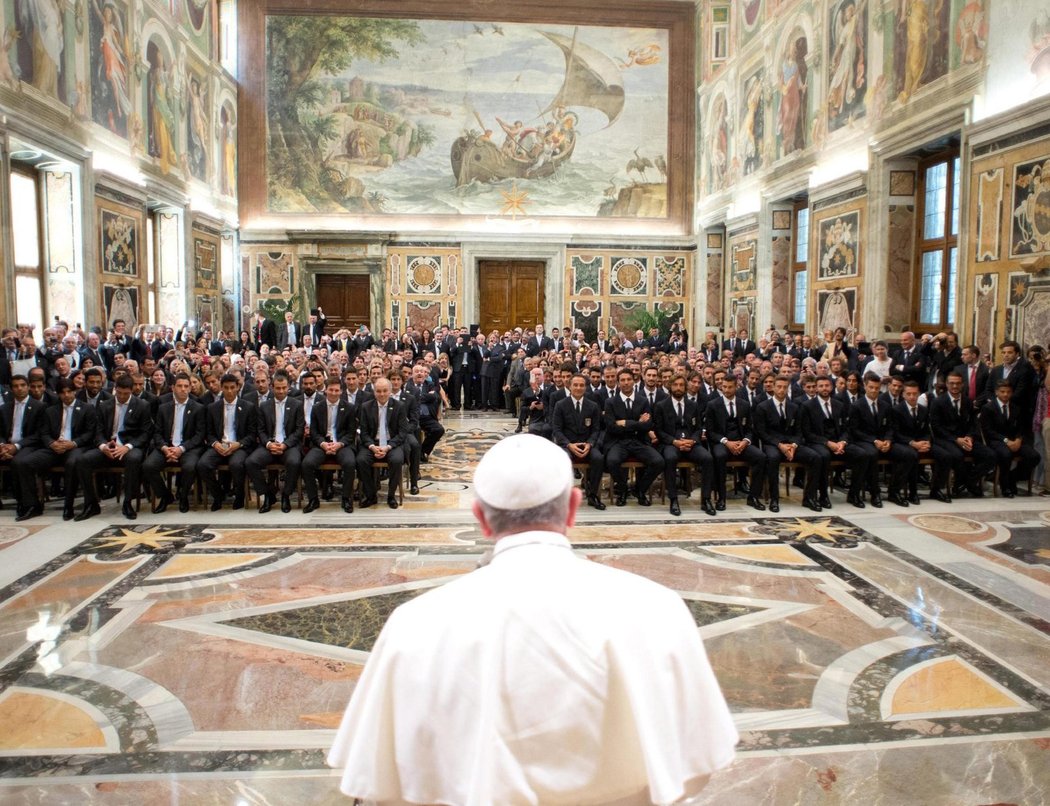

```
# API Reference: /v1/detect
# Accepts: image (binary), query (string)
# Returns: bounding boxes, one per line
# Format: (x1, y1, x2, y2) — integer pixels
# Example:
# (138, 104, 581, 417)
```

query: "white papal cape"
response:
(328, 531, 738, 805)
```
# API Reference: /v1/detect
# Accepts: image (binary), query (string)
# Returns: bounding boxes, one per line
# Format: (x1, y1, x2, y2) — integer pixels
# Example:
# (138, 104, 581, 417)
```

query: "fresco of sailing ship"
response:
(450, 29, 625, 186)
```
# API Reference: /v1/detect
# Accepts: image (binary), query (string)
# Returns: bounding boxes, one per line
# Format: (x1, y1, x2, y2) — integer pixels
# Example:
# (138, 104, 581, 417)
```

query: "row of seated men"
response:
(523, 365, 1039, 517)
(0, 368, 442, 521)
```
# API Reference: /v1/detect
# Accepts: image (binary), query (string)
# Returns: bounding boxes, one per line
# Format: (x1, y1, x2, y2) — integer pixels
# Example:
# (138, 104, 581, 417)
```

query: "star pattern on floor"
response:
(758, 516, 862, 548)
(88, 525, 189, 556)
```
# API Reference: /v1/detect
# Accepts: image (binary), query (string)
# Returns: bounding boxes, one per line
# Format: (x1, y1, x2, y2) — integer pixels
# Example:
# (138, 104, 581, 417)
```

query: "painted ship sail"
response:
(451, 27, 625, 186)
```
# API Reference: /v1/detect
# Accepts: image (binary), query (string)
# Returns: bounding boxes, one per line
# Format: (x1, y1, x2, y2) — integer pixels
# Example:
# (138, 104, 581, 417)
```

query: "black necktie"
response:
(912, 407, 917, 419)
(728, 400, 735, 419)
(1004, 403, 1009, 420)
(575, 400, 581, 415)
(648, 392, 655, 406)
(778, 403, 785, 421)
(954, 399, 960, 415)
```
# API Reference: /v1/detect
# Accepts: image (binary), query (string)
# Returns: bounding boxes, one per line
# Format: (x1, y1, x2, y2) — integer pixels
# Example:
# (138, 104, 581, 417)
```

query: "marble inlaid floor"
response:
(0, 413, 1048, 804)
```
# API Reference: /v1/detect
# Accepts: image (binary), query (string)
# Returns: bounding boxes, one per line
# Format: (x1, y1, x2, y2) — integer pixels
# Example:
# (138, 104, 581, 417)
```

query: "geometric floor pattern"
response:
(0, 412, 1048, 803)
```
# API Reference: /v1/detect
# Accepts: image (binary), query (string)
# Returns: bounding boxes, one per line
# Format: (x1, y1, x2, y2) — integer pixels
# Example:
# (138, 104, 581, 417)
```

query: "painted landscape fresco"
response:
(265, 16, 670, 218)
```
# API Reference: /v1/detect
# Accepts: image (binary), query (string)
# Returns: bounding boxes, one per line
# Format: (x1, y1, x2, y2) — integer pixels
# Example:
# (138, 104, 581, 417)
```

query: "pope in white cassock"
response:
(328, 434, 738, 805)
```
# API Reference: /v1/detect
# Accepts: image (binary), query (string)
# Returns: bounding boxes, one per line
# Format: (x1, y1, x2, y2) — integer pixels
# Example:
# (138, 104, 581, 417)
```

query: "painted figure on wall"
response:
(819, 289, 855, 338)
(220, 103, 237, 196)
(827, 0, 867, 131)
(740, 71, 764, 176)
(15, 0, 65, 100)
(709, 93, 730, 192)
(187, 75, 209, 181)
(895, 0, 950, 103)
(90, 0, 131, 137)
(186, 0, 210, 32)
(776, 31, 808, 157)
(147, 42, 179, 174)
(1011, 157, 1050, 257)
(956, 0, 988, 65)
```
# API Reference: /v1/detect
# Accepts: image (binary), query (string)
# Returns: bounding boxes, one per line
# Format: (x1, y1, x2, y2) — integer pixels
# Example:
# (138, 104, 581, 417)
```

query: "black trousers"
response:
(142, 447, 203, 501)
(450, 370, 469, 409)
(807, 443, 870, 497)
(661, 444, 714, 501)
(853, 442, 915, 495)
(197, 447, 250, 502)
(605, 440, 663, 496)
(245, 446, 302, 497)
(357, 446, 404, 501)
(302, 446, 356, 500)
(403, 432, 421, 484)
(762, 444, 819, 500)
(710, 443, 765, 501)
(932, 438, 995, 491)
(563, 445, 605, 497)
(78, 446, 145, 506)
(988, 441, 1039, 492)
(419, 416, 445, 457)
(13, 446, 89, 509)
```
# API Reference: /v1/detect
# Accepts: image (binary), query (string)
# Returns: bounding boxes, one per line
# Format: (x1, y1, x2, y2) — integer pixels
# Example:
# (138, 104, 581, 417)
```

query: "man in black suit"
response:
(539, 365, 572, 438)
(929, 371, 996, 500)
(469, 334, 488, 410)
(602, 369, 664, 507)
(739, 370, 767, 410)
(14, 378, 97, 520)
(197, 373, 259, 511)
(2, 375, 48, 519)
(390, 371, 422, 495)
(356, 377, 409, 509)
(253, 311, 277, 350)
(654, 374, 715, 516)
(302, 376, 358, 513)
(525, 325, 554, 357)
(78, 332, 107, 372)
(449, 333, 475, 409)
(892, 380, 936, 505)
(519, 370, 548, 434)
(246, 370, 304, 513)
(985, 340, 1036, 436)
(891, 331, 928, 390)
(848, 373, 915, 508)
(75, 374, 153, 521)
(143, 372, 206, 513)
(276, 311, 302, 351)
(705, 375, 766, 510)
(954, 344, 990, 410)
(306, 308, 327, 344)
(980, 381, 1039, 498)
(482, 337, 507, 411)
(801, 376, 870, 508)
(754, 376, 821, 512)
(553, 373, 606, 510)
(406, 363, 445, 460)
(76, 367, 112, 408)
(638, 366, 668, 410)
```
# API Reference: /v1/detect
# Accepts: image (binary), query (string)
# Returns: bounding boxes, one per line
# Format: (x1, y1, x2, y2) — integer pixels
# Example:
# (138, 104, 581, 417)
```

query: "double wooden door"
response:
(314, 274, 370, 333)
(478, 261, 545, 336)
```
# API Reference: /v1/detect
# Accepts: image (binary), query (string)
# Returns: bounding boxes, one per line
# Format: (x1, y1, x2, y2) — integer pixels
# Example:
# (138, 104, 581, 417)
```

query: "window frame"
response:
(9, 164, 47, 327)
(912, 150, 960, 331)
(788, 199, 809, 332)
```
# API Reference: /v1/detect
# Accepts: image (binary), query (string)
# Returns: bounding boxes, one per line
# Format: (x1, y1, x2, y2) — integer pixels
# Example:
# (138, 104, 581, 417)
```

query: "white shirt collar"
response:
(491, 530, 571, 562)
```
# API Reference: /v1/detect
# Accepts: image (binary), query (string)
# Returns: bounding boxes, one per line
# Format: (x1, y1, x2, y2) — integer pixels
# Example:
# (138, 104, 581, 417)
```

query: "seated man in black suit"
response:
(654, 374, 715, 516)
(302, 376, 358, 513)
(14, 378, 97, 521)
(753, 375, 821, 512)
(892, 380, 938, 505)
(980, 381, 1039, 498)
(246, 370, 305, 513)
(929, 371, 996, 500)
(75, 374, 154, 521)
(848, 373, 915, 508)
(801, 376, 870, 508)
(406, 362, 445, 461)
(356, 377, 409, 509)
(552, 373, 606, 511)
(197, 373, 258, 511)
(602, 369, 664, 507)
(142, 372, 206, 514)
(389, 370, 422, 495)
(2, 375, 48, 520)
(704, 375, 766, 511)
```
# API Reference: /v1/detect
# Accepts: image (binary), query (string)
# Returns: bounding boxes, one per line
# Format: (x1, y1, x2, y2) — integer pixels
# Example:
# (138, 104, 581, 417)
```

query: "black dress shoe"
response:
(179, 497, 190, 513)
(768, 500, 780, 513)
(1002, 489, 1015, 498)
(152, 493, 174, 514)
(847, 494, 865, 509)
(819, 495, 832, 509)
(587, 494, 606, 511)
(388, 498, 399, 509)
(232, 497, 245, 510)
(210, 497, 224, 512)
(410, 485, 420, 496)
(615, 493, 627, 507)
(303, 498, 320, 514)
(122, 502, 137, 520)
(669, 499, 681, 516)
(969, 486, 984, 498)
(74, 503, 101, 521)
(62, 505, 75, 521)
(258, 496, 274, 514)
(15, 505, 43, 522)
(747, 495, 765, 511)
(931, 490, 952, 503)
(803, 497, 822, 512)
(715, 498, 726, 511)
(514, 426, 523, 433)
(342, 497, 354, 513)
(870, 495, 883, 508)
(703, 499, 717, 516)
(888, 492, 909, 507)
(421, 454, 430, 463)
(637, 494, 652, 507)
(908, 493, 921, 505)
(737, 481, 751, 495)
(281, 495, 292, 513)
